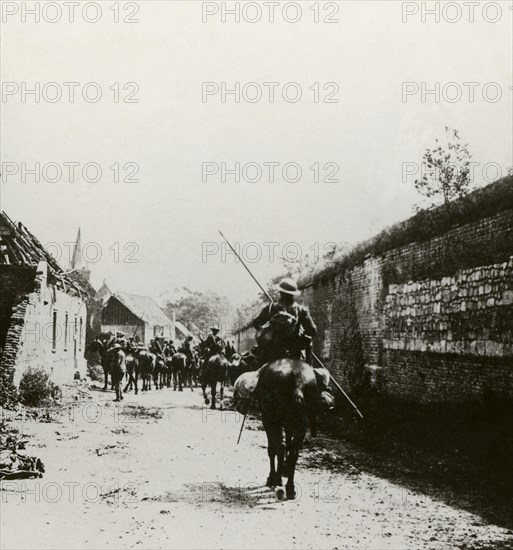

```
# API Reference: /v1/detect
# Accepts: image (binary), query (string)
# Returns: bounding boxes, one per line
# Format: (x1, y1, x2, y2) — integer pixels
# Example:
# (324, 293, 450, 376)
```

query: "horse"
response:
(88, 338, 112, 391)
(200, 353, 229, 409)
(183, 355, 195, 392)
(137, 350, 156, 391)
(256, 358, 319, 500)
(227, 352, 258, 386)
(162, 355, 173, 388)
(170, 352, 187, 391)
(189, 352, 201, 387)
(123, 353, 140, 394)
(153, 355, 166, 389)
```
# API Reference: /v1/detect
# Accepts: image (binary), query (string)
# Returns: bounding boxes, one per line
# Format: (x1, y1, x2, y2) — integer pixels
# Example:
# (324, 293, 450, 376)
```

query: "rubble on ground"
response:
(0, 421, 45, 480)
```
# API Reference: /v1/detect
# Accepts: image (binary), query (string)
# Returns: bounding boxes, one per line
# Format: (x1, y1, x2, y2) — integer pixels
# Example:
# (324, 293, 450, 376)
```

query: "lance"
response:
(237, 412, 247, 445)
(218, 230, 363, 419)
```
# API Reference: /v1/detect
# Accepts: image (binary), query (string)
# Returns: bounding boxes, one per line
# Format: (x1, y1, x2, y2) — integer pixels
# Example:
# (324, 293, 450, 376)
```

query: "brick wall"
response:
(301, 207, 513, 403)
(0, 266, 36, 407)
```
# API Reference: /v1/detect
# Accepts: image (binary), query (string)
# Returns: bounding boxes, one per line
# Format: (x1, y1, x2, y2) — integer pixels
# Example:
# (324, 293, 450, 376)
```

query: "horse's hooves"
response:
(266, 475, 282, 488)
(209, 404, 216, 410)
(204, 399, 210, 405)
(286, 485, 296, 500)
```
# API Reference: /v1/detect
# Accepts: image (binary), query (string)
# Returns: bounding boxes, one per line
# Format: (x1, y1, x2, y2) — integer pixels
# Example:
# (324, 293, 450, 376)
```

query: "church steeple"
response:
(70, 227, 82, 270)
(70, 227, 90, 282)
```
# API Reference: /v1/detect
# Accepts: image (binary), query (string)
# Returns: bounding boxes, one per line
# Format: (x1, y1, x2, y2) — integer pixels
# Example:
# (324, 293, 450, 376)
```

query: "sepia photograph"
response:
(0, 1, 512, 548)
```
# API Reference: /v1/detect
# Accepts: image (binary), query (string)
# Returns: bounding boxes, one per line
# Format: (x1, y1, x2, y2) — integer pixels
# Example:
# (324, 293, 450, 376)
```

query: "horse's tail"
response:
(303, 381, 319, 438)
(172, 353, 186, 368)
(289, 367, 318, 437)
(126, 355, 135, 374)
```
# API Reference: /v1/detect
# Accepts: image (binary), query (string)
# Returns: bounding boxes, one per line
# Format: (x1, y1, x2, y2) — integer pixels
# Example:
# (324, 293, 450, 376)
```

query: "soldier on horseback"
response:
(252, 278, 317, 365)
(179, 335, 194, 360)
(203, 326, 225, 362)
(150, 337, 165, 363)
(165, 340, 177, 358)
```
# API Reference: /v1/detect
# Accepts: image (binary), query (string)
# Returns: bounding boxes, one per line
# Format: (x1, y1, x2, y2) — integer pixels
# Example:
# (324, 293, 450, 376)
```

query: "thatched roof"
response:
(107, 292, 172, 327)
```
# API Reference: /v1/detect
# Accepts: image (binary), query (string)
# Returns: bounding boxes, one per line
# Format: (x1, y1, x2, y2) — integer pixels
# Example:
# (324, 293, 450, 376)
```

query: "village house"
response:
(0, 213, 88, 405)
(101, 292, 175, 345)
(95, 279, 112, 304)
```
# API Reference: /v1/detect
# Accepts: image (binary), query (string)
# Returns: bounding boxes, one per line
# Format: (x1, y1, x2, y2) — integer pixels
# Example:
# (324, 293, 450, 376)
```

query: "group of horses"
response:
(123, 348, 197, 393)
(89, 336, 327, 501)
(89, 337, 255, 406)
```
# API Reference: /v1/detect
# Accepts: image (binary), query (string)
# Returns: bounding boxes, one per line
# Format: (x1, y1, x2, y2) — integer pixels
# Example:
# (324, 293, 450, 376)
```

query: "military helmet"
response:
(276, 277, 301, 296)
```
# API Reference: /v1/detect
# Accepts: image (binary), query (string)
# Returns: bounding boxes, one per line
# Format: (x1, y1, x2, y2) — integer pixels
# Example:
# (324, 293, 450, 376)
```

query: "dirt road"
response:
(1, 385, 512, 549)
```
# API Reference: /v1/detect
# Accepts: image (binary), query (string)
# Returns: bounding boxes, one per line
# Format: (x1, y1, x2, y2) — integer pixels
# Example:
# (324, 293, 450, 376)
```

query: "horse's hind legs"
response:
(265, 423, 283, 488)
(210, 382, 217, 409)
(285, 427, 306, 500)
(202, 383, 210, 405)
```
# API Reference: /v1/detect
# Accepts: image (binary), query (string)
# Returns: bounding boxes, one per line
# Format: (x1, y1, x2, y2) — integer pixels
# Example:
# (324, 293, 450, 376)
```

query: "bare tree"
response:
(415, 127, 473, 213)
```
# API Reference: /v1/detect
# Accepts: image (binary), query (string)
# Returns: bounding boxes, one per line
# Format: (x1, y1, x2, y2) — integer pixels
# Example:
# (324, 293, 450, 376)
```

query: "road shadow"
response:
(302, 393, 513, 531)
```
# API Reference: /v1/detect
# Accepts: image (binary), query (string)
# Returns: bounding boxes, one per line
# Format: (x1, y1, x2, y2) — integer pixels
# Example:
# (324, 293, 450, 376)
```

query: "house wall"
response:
(0, 262, 87, 397)
(150, 323, 172, 344)
(14, 263, 87, 386)
(101, 323, 173, 345)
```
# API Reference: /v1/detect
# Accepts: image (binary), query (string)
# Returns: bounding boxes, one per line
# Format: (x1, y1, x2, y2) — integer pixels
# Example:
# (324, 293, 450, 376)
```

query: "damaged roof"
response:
(108, 292, 172, 327)
(0, 211, 84, 296)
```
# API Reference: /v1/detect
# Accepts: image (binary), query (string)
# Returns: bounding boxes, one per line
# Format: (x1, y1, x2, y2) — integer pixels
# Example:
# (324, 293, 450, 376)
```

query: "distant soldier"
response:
(165, 340, 177, 357)
(203, 326, 225, 363)
(114, 331, 127, 347)
(104, 330, 116, 351)
(108, 343, 126, 402)
(126, 337, 138, 355)
(150, 338, 164, 360)
(252, 278, 317, 364)
(179, 336, 194, 359)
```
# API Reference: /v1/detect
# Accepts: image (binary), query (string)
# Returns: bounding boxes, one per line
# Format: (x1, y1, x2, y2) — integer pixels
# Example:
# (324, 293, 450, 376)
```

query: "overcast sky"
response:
(1, 0, 511, 305)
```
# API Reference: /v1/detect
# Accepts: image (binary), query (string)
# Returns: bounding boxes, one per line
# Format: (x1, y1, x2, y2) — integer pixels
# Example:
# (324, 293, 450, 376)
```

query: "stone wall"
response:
(300, 186, 513, 403)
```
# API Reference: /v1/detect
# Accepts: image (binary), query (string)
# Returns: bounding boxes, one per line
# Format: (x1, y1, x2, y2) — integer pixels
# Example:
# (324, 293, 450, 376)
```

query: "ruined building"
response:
(0, 213, 88, 406)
